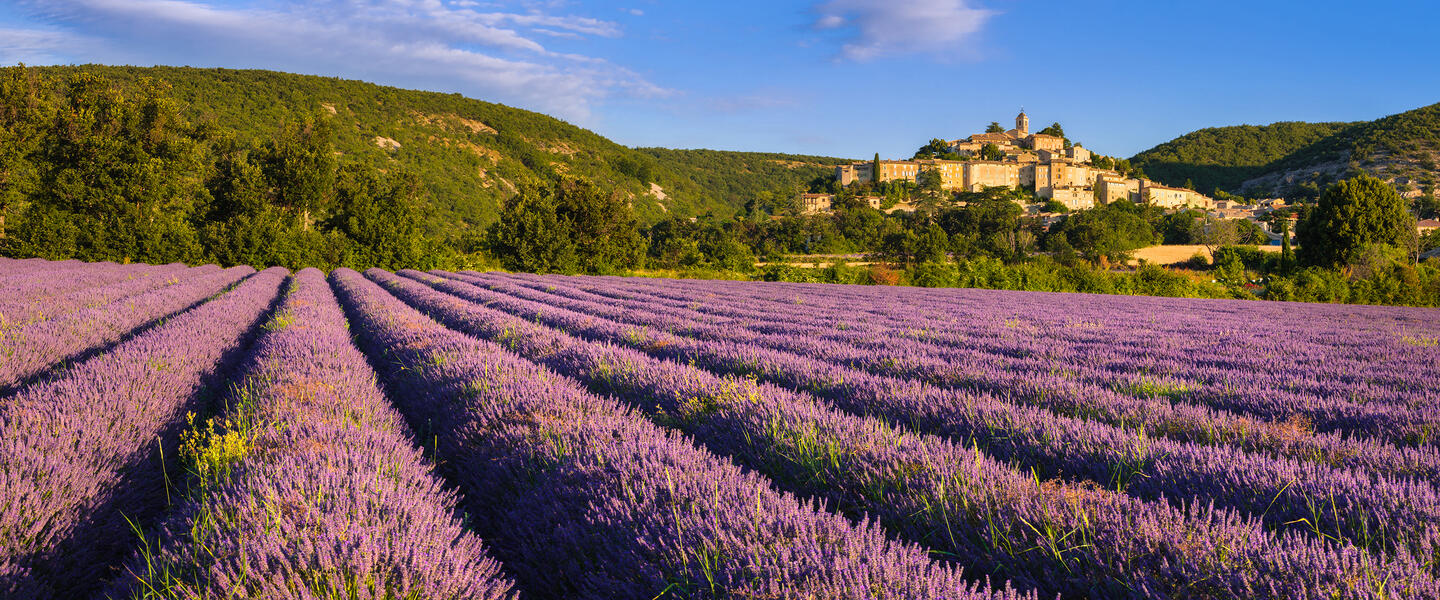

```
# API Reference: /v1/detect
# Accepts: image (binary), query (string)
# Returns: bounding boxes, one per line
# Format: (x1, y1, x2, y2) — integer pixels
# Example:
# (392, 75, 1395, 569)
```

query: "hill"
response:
(1131, 103, 1440, 198)
(1128, 121, 1355, 194)
(27, 65, 848, 235)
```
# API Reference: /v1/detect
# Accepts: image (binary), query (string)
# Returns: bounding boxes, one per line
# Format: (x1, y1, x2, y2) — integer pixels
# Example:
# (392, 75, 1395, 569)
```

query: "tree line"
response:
(1, 67, 437, 270)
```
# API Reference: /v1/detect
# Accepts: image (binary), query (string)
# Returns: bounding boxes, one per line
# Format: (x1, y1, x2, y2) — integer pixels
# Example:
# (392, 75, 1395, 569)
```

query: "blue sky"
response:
(3, 0, 1437, 160)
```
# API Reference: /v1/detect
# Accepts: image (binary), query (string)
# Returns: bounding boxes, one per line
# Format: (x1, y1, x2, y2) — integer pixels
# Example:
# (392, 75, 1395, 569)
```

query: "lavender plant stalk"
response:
(379, 269, 1439, 599)
(0, 268, 286, 599)
(0, 264, 211, 327)
(418, 270, 1440, 564)
(0, 265, 254, 392)
(109, 268, 514, 600)
(478, 271, 1440, 481)
(561, 273, 1440, 442)
(333, 268, 1023, 600)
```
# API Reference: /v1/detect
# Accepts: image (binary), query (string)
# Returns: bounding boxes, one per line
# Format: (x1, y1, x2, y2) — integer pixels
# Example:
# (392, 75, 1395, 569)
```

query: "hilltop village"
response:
(822, 111, 1214, 213)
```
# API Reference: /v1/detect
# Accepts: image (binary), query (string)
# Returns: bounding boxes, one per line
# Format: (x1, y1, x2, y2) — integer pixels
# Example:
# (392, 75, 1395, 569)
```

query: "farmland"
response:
(2, 257, 1439, 599)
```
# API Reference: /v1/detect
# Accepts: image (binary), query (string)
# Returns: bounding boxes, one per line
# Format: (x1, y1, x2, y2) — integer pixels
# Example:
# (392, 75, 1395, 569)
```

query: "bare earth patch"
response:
(1128, 244, 1280, 266)
(373, 136, 401, 151)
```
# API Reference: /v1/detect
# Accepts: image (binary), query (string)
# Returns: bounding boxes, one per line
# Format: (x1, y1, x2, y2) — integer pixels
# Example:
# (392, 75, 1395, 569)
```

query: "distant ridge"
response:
(1131, 103, 1440, 198)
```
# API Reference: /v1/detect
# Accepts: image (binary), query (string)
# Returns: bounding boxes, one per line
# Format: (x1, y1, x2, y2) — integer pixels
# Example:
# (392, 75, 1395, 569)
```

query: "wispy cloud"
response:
(4, 0, 668, 121)
(0, 27, 97, 64)
(813, 0, 997, 61)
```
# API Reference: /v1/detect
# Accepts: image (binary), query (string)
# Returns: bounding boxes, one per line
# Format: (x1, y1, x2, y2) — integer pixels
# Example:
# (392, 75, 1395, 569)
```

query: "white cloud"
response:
(7, 0, 664, 121)
(814, 0, 996, 61)
(0, 27, 97, 64)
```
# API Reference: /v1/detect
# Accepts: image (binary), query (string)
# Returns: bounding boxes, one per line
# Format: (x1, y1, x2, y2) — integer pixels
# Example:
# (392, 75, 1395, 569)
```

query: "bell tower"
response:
(1016, 108, 1029, 136)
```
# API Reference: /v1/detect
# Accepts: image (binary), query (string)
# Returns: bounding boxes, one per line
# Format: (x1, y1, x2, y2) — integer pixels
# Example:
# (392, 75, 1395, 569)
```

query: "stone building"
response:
(914, 159, 968, 189)
(1050, 188, 1096, 211)
(1026, 134, 1065, 152)
(800, 193, 834, 215)
(833, 109, 1214, 212)
(1140, 181, 1210, 208)
(964, 161, 1021, 191)
(836, 160, 921, 186)
(1096, 174, 1139, 204)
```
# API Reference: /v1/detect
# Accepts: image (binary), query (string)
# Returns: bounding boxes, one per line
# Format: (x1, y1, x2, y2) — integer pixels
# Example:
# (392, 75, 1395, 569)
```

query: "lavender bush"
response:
(0, 266, 254, 392)
(0, 264, 209, 327)
(109, 268, 513, 600)
(0, 267, 286, 599)
(333, 268, 1023, 600)
(415, 270, 1440, 564)
(380, 268, 1439, 598)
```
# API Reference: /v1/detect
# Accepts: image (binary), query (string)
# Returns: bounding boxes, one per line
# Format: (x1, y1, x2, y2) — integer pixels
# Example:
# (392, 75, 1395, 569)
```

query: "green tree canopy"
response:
(1296, 174, 1416, 268)
(912, 138, 951, 160)
(1045, 201, 1156, 264)
(15, 73, 204, 263)
(0, 65, 49, 240)
(487, 182, 579, 274)
(487, 178, 644, 274)
(1037, 122, 1065, 139)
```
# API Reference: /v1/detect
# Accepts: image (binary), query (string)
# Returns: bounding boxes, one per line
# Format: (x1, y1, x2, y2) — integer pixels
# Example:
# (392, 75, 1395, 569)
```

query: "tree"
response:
(915, 168, 946, 212)
(1296, 174, 1416, 268)
(1414, 194, 1440, 220)
(19, 74, 203, 263)
(912, 138, 951, 160)
(1046, 202, 1155, 264)
(486, 178, 644, 275)
(937, 188, 1025, 259)
(980, 143, 1004, 161)
(913, 222, 949, 264)
(1037, 122, 1065, 139)
(1187, 213, 1241, 256)
(259, 114, 338, 230)
(328, 164, 432, 270)
(197, 142, 293, 268)
(0, 65, 48, 241)
(487, 183, 579, 274)
(872, 153, 881, 184)
(552, 178, 645, 274)
(986, 122, 1004, 133)
(1279, 219, 1294, 273)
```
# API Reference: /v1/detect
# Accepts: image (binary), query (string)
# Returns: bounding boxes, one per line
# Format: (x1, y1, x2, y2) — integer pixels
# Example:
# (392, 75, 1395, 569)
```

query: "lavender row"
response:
(0, 264, 210, 327)
(423, 270, 1440, 563)
(334, 269, 1020, 599)
(0, 262, 179, 309)
(644, 276, 1440, 405)
(381, 269, 1438, 599)
(0, 268, 285, 599)
(0, 266, 253, 392)
(0, 260, 128, 299)
(549, 274, 1440, 443)
(486, 272, 1440, 480)
(588, 274, 1440, 403)
(0, 258, 92, 280)
(110, 268, 513, 599)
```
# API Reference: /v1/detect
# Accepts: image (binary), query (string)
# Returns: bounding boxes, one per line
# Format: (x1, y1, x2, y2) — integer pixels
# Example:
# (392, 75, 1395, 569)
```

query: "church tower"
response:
(1016, 109, 1029, 136)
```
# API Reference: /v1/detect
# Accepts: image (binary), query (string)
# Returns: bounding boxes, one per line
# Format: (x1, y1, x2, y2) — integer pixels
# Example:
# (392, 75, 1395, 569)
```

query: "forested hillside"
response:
(18, 65, 847, 233)
(1132, 103, 1440, 199)
(1129, 121, 1353, 194)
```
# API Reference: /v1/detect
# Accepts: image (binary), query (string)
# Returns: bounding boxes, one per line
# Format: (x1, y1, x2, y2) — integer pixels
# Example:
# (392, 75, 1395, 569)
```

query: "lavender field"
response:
(2, 256, 1439, 600)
